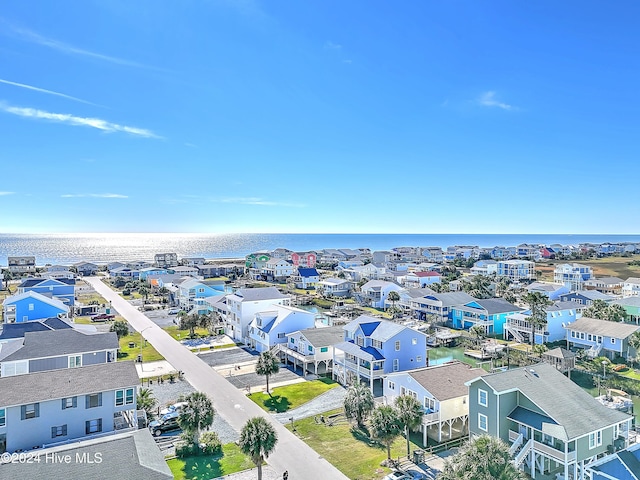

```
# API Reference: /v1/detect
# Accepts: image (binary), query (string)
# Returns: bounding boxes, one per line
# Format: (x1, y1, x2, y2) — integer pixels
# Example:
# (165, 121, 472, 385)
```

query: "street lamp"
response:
(139, 326, 153, 374)
(602, 360, 607, 380)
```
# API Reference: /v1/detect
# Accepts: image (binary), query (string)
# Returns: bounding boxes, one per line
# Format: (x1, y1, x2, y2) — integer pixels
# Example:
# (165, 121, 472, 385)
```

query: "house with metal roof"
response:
(247, 305, 315, 353)
(333, 315, 428, 391)
(622, 277, 640, 298)
(504, 300, 583, 344)
(565, 317, 640, 359)
(612, 296, 640, 323)
(466, 362, 633, 480)
(2, 291, 70, 324)
(280, 326, 344, 375)
(525, 281, 571, 301)
(382, 361, 486, 445)
(0, 361, 140, 454)
(409, 291, 477, 323)
(451, 297, 525, 335)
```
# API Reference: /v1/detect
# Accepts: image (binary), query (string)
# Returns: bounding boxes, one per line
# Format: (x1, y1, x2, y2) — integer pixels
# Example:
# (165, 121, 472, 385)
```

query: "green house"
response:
(466, 363, 633, 480)
(612, 296, 640, 323)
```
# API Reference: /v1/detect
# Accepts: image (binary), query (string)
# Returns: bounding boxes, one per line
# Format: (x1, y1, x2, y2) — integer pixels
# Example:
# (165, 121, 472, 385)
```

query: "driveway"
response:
(83, 277, 348, 480)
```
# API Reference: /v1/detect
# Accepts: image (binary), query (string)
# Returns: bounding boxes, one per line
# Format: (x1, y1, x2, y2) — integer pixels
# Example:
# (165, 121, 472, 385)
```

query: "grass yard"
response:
(248, 378, 338, 413)
(167, 443, 255, 480)
(289, 409, 423, 480)
(118, 331, 164, 362)
(536, 255, 640, 282)
(162, 325, 211, 341)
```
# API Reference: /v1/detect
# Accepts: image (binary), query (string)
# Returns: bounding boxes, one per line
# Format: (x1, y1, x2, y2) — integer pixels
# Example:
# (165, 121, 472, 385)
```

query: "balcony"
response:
(422, 410, 441, 426)
(335, 356, 386, 379)
(508, 430, 576, 464)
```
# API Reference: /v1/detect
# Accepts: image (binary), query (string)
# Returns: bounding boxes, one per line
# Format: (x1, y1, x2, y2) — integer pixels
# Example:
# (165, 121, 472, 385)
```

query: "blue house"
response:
(559, 290, 614, 307)
(292, 267, 320, 289)
(451, 298, 524, 335)
(525, 282, 570, 301)
(17, 278, 75, 306)
(2, 291, 70, 324)
(139, 267, 169, 281)
(176, 278, 223, 314)
(504, 301, 583, 344)
(333, 315, 428, 391)
(565, 317, 640, 360)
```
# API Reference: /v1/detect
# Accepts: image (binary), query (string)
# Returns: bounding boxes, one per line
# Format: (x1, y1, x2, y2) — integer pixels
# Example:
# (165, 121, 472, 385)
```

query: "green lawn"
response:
(289, 409, 423, 480)
(118, 331, 164, 362)
(167, 443, 255, 480)
(248, 378, 338, 413)
(163, 325, 211, 341)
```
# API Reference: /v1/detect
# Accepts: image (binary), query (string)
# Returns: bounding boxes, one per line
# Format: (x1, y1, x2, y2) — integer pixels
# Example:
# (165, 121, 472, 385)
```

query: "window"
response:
(0, 408, 5, 427)
(395, 341, 401, 351)
(125, 388, 134, 405)
(86, 419, 102, 434)
(68, 355, 82, 368)
(478, 389, 488, 407)
(393, 359, 399, 371)
(51, 425, 67, 438)
(416, 356, 422, 363)
(412, 338, 417, 345)
(21, 403, 39, 420)
(28, 303, 34, 311)
(290, 337, 295, 343)
(62, 397, 77, 409)
(320, 347, 328, 353)
(86, 393, 102, 409)
(389, 381, 395, 390)
(198, 288, 204, 293)
(589, 430, 602, 449)
(357, 336, 364, 347)
(277, 333, 285, 339)
(478, 413, 488, 432)
(611, 338, 616, 345)
(308, 345, 313, 352)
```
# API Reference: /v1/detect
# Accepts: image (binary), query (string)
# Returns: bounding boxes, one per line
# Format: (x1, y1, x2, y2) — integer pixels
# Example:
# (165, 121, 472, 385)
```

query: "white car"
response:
(159, 401, 188, 416)
(167, 308, 181, 315)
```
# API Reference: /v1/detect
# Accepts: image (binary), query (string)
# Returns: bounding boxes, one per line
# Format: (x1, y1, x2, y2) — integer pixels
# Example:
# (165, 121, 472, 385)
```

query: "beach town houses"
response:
(180, 257, 206, 267)
(7, 256, 36, 275)
(73, 262, 99, 276)
(16, 277, 75, 306)
(583, 277, 625, 296)
(421, 247, 444, 263)
(42, 266, 74, 280)
(261, 258, 294, 282)
(382, 361, 486, 445)
(280, 326, 344, 375)
(318, 277, 353, 298)
(466, 363, 633, 480)
(402, 271, 442, 289)
(612, 297, 640, 323)
(342, 263, 386, 282)
(355, 280, 404, 309)
(0, 361, 139, 454)
(222, 287, 292, 343)
(176, 278, 223, 314)
(564, 317, 640, 360)
(504, 301, 583, 344)
(409, 291, 476, 323)
(470, 260, 498, 276)
(622, 277, 640, 297)
(554, 263, 594, 291)
(0, 329, 118, 377)
(247, 305, 315, 353)
(496, 260, 536, 282)
(138, 267, 169, 282)
(559, 290, 614, 307)
(154, 253, 178, 268)
(2, 291, 70, 324)
(525, 282, 570, 301)
(333, 316, 428, 391)
(451, 298, 524, 335)
(290, 267, 320, 290)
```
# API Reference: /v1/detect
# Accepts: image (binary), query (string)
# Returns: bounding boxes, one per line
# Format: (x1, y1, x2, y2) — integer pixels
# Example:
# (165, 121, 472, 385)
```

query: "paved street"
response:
(84, 277, 348, 480)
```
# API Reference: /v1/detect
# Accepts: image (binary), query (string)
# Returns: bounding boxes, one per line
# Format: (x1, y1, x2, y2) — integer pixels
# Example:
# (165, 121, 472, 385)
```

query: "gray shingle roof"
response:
(474, 363, 630, 441)
(298, 326, 344, 347)
(0, 361, 139, 407)
(234, 287, 289, 301)
(2, 330, 119, 362)
(614, 297, 640, 308)
(565, 317, 640, 339)
(421, 291, 476, 307)
(471, 298, 524, 314)
(0, 429, 172, 479)
(406, 361, 486, 401)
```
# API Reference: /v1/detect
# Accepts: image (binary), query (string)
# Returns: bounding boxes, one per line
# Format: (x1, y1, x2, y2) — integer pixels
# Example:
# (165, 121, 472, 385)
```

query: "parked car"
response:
(91, 313, 115, 321)
(159, 401, 188, 416)
(148, 412, 180, 437)
(382, 472, 411, 480)
(167, 308, 181, 315)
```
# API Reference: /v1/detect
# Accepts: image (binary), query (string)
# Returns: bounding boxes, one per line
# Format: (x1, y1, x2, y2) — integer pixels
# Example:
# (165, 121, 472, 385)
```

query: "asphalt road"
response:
(84, 277, 348, 480)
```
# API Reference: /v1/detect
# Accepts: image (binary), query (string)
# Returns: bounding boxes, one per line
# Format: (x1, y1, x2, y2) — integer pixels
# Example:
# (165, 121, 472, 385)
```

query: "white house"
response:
(554, 263, 593, 291)
(356, 280, 404, 309)
(318, 278, 353, 298)
(280, 326, 344, 375)
(402, 271, 442, 289)
(262, 258, 294, 281)
(470, 260, 498, 276)
(622, 277, 640, 297)
(247, 305, 315, 353)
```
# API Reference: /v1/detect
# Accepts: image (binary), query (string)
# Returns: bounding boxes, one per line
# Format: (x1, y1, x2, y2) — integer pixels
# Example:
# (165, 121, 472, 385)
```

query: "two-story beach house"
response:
(222, 287, 291, 343)
(16, 277, 76, 306)
(402, 271, 442, 289)
(559, 290, 614, 307)
(451, 298, 525, 335)
(290, 267, 320, 290)
(333, 316, 428, 391)
(504, 301, 583, 344)
(280, 326, 344, 375)
(176, 278, 223, 314)
(565, 317, 640, 360)
(622, 277, 640, 297)
(318, 277, 353, 298)
(356, 280, 404, 309)
(409, 292, 476, 324)
(525, 282, 570, 301)
(154, 253, 178, 268)
(7, 256, 36, 275)
(554, 263, 593, 291)
(466, 363, 633, 480)
(583, 277, 624, 296)
(0, 361, 140, 454)
(382, 361, 486, 445)
(470, 260, 498, 276)
(496, 260, 536, 282)
(2, 291, 70, 324)
(247, 305, 315, 353)
(73, 262, 100, 276)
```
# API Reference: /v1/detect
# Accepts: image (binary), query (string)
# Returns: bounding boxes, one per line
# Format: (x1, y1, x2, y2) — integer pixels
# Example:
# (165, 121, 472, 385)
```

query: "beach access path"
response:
(84, 276, 348, 480)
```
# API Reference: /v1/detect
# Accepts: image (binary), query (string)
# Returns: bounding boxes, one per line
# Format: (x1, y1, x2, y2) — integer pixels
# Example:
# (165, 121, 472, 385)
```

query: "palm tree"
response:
(628, 331, 640, 367)
(139, 285, 149, 302)
(522, 292, 552, 348)
(387, 290, 400, 310)
(369, 405, 401, 461)
(439, 434, 525, 480)
(394, 394, 423, 457)
(239, 416, 278, 480)
(469, 325, 486, 346)
(343, 382, 374, 429)
(607, 304, 627, 322)
(584, 299, 609, 319)
(255, 350, 280, 396)
(137, 387, 157, 419)
(177, 392, 215, 445)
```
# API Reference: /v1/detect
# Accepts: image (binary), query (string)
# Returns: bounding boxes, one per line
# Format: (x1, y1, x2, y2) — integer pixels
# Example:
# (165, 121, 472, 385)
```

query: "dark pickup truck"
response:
(91, 313, 115, 322)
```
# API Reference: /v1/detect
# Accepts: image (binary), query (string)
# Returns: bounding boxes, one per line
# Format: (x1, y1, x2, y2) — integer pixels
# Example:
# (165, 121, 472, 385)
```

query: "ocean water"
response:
(1, 233, 640, 266)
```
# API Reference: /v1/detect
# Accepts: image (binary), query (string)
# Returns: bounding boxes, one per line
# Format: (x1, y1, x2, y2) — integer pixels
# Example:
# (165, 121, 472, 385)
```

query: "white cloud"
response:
(0, 191, 15, 196)
(325, 41, 342, 50)
(0, 78, 101, 106)
(61, 193, 128, 198)
(478, 91, 513, 110)
(218, 197, 305, 208)
(0, 102, 160, 138)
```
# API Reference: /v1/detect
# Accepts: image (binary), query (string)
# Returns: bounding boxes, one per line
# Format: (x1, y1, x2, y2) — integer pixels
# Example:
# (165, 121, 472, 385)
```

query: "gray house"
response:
(0, 361, 140, 453)
(467, 363, 632, 480)
(0, 329, 118, 377)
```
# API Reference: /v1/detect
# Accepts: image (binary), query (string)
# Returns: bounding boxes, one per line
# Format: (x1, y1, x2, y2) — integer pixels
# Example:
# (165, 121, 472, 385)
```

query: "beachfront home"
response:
(318, 277, 353, 298)
(0, 329, 118, 377)
(612, 297, 640, 323)
(109, 266, 140, 279)
(0, 361, 139, 454)
(496, 260, 536, 282)
(247, 305, 315, 353)
(73, 262, 99, 276)
(290, 251, 318, 268)
(466, 363, 633, 480)
(280, 326, 344, 375)
(565, 317, 640, 360)
(291, 267, 320, 290)
(222, 287, 292, 343)
(525, 282, 570, 301)
(342, 263, 386, 282)
(139, 267, 169, 281)
(421, 247, 444, 263)
(516, 243, 541, 260)
(559, 290, 614, 307)
(490, 246, 516, 259)
(356, 280, 404, 309)
(333, 316, 428, 391)
(16, 277, 75, 306)
(7, 256, 36, 275)
(154, 253, 178, 268)
(2, 291, 70, 324)
(451, 298, 524, 335)
(554, 263, 593, 291)
(42, 266, 74, 280)
(196, 264, 236, 278)
(622, 277, 640, 297)
(504, 301, 582, 344)
(402, 271, 442, 289)
(382, 361, 486, 445)
(261, 258, 294, 282)
(409, 291, 476, 323)
(584, 277, 624, 296)
(180, 257, 206, 266)
(169, 266, 200, 278)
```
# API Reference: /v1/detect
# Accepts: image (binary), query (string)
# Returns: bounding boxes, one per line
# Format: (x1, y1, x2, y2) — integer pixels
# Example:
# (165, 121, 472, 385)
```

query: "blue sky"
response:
(0, 1, 638, 234)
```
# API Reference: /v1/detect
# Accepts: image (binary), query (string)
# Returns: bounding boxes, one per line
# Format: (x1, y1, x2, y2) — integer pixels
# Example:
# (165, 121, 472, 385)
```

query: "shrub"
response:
(175, 442, 199, 458)
(199, 431, 222, 454)
(122, 289, 131, 296)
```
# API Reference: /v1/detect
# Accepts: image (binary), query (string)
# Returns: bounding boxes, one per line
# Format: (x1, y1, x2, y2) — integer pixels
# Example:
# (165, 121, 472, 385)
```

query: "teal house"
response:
(451, 298, 524, 335)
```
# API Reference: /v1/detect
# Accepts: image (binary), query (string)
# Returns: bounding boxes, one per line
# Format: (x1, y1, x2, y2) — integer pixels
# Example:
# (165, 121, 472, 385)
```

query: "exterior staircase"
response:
(587, 343, 603, 358)
(513, 438, 533, 468)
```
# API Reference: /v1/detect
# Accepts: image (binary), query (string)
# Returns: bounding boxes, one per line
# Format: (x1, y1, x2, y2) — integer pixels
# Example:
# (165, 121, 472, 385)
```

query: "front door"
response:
(0, 434, 6, 454)
(519, 424, 529, 440)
